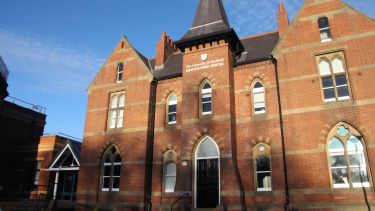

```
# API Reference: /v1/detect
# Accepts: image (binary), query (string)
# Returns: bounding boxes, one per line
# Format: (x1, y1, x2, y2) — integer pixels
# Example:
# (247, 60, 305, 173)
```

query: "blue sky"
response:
(0, 0, 374, 139)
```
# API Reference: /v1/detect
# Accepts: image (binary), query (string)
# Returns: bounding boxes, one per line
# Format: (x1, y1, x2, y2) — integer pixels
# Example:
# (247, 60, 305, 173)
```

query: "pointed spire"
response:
(181, 0, 231, 40)
(175, 0, 244, 57)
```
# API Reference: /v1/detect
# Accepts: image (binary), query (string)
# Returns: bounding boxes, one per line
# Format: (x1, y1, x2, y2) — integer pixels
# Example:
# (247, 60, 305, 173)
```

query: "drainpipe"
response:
(144, 78, 158, 211)
(271, 56, 289, 210)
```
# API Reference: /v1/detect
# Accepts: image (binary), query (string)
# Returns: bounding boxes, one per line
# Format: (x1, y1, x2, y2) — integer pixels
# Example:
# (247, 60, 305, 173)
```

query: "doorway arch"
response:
(194, 136, 220, 208)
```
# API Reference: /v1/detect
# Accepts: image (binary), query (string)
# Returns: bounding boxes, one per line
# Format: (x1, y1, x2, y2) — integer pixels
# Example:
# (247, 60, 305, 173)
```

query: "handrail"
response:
(170, 193, 189, 211)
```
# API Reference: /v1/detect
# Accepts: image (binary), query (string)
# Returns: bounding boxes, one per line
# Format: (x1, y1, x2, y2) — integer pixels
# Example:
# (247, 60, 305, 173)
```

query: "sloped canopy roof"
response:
(49, 141, 81, 171)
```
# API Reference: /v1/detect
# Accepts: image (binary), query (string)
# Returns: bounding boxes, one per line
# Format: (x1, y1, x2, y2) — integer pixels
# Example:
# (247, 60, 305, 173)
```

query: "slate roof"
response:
(152, 54, 183, 80)
(181, 0, 230, 40)
(236, 31, 279, 65)
(151, 31, 279, 80)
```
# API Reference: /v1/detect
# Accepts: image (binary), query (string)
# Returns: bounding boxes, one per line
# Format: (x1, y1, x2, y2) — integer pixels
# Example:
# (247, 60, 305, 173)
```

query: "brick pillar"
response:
(277, 3, 289, 37)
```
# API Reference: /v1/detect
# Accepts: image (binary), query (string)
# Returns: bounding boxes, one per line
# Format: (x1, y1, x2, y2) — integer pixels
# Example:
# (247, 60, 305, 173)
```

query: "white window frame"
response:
(108, 92, 125, 129)
(317, 53, 351, 103)
(252, 81, 266, 114)
(318, 17, 332, 42)
(116, 63, 123, 83)
(327, 123, 372, 189)
(101, 147, 122, 192)
(167, 94, 177, 125)
(201, 82, 212, 116)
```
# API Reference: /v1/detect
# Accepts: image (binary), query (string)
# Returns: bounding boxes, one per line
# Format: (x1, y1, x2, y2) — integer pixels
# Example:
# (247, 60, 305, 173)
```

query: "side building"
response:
(77, 0, 375, 210)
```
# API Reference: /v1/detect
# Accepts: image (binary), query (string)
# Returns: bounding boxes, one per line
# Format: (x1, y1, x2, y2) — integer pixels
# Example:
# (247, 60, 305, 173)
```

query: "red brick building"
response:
(77, 0, 375, 210)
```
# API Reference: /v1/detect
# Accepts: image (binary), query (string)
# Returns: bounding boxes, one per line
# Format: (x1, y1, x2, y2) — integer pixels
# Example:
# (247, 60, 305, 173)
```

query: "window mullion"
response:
(329, 59, 340, 101)
(344, 140, 354, 188)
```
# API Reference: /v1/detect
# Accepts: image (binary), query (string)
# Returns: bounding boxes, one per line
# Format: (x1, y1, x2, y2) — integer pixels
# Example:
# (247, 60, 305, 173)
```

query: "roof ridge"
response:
(240, 30, 278, 40)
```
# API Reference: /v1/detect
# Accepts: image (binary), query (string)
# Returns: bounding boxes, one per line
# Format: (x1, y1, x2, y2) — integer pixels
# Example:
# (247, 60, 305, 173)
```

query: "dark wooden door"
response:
(197, 158, 219, 208)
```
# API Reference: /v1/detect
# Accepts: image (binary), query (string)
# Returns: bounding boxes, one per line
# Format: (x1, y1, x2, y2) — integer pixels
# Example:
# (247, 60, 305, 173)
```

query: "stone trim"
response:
(299, 8, 349, 22)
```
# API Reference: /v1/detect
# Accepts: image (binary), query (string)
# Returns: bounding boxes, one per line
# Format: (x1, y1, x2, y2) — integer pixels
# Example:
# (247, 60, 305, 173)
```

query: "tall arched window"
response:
(200, 81, 212, 116)
(116, 63, 124, 82)
(167, 94, 177, 125)
(252, 81, 266, 114)
(327, 123, 371, 188)
(253, 143, 272, 191)
(101, 146, 122, 191)
(163, 150, 177, 193)
(318, 17, 332, 42)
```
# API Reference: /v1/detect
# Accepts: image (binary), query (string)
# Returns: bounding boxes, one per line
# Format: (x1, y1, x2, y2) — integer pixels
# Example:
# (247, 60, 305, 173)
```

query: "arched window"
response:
(252, 81, 266, 114)
(318, 17, 332, 42)
(116, 63, 124, 82)
(167, 94, 177, 125)
(253, 143, 272, 191)
(327, 123, 371, 188)
(101, 146, 121, 191)
(200, 81, 212, 116)
(163, 150, 177, 193)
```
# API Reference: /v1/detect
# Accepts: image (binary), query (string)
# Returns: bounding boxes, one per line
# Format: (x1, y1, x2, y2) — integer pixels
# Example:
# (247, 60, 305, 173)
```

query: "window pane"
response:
(337, 126, 349, 137)
(335, 75, 347, 86)
(197, 138, 218, 158)
(320, 29, 332, 41)
(328, 137, 344, 151)
(117, 110, 124, 128)
(202, 102, 212, 113)
(331, 168, 349, 186)
(254, 82, 263, 89)
(169, 95, 177, 104)
(323, 88, 335, 101)
(166, 163, 176, 176)
(165, 176, 176, 193)
(319, 60, 331, 76)
(117, 72, 123, 82)
(114, 154, 121, 163)
(332, 58, 345, 73)
(351, 167, 369, 183)
(330, 155, 346, 167)
(257, 172, 271, 190)
(112, 177, 120, 189)
(253, 92, 265, 103)
(337, 86, 349, 99)
(118, 95, 125, 107)
(349, 154, 365, 166)
(322, 78, 333, 88)
(318, 17, 329, 29)
(111, 96, 118, 108)
(203, 83, 211, 89)
(202, 96, 212, 103)
(113, 164, 121, 176)
(168, 113, 177, 123)
(347, 136, 364, 151)
(256, 157, 270, 172)
(103, 177, 110, 189)
(169, 105, 176, 113)
(104, 166, 111, 176)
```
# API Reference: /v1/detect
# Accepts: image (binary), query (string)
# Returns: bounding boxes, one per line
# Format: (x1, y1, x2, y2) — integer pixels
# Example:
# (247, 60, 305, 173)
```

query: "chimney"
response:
(155, 32, 174, 69)
(277, 3, 289, 37)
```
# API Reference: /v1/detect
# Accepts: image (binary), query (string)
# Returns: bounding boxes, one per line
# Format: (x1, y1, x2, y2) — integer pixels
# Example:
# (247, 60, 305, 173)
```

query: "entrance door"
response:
(195, 137, 220, 208)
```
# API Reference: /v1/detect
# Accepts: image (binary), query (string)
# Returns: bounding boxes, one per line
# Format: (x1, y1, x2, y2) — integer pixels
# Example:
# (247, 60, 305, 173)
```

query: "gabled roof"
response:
(180, 0, 230, 40)
(49, 140, 81, 171)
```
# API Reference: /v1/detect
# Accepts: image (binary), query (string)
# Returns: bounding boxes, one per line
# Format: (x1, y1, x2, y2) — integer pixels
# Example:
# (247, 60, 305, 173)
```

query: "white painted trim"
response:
(49, 167, 79, 171)
(190, 20, 223, 30)
(48, 144, 80, 171)
(53, 171, 59, 200)
(194, 136, 221, 208)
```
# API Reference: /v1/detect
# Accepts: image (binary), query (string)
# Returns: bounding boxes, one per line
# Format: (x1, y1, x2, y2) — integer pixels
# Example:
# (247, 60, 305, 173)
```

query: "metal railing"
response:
(5, 96, 46, 114)
(170, 193, 189, 211)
